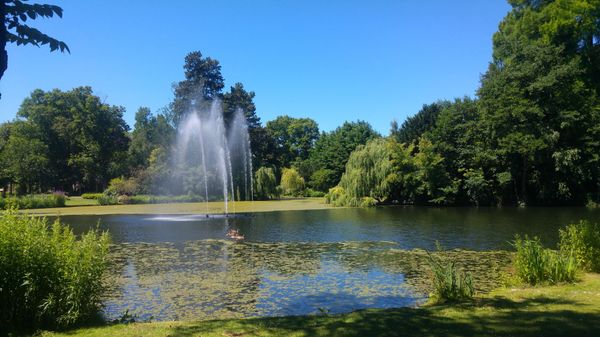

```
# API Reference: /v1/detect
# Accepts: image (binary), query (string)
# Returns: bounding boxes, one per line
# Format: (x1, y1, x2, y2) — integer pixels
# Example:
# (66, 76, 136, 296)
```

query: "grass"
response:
(65, 197, 98, 207)
(24, 198, 332, 216)
(36, 273, 600, 337)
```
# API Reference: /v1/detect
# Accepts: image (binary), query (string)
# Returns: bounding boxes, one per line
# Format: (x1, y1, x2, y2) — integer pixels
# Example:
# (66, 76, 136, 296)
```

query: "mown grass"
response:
(36, 273, 600, 337)
(24, 198, 332, 216)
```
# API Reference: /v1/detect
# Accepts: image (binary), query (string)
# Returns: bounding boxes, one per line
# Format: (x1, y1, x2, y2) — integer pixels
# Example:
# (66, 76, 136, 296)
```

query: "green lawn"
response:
(26, 198, 332, 216)
(37, 274, 600, 337)
(65, 196, 98, 207)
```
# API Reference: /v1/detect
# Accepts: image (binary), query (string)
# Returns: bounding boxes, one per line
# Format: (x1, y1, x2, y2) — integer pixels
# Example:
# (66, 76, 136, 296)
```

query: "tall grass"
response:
(513, 235, 577, 285)
(0, 194, 66, 210)
(559, 220, 600, 272)
(0, 209, 110, 330)
(427, 250, 474, 303)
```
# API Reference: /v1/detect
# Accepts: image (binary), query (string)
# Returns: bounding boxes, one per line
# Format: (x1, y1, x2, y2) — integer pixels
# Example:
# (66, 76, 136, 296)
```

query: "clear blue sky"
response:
(0, 0, 510, 134)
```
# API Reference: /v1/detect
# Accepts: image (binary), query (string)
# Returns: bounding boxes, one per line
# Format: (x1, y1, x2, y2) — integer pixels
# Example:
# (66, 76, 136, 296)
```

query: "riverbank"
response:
(35, 273, 600, 337)
(24, 197, 331, 216)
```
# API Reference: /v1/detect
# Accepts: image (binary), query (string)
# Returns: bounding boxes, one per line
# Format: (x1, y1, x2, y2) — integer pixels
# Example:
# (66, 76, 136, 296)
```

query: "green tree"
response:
(266, 115, 319, 168)
(337, 138, 396, 205)
(1, 0, 69, 84)
(16, 87, 130, 192)
(280, 167, 305, 196)
(479, 40, 598, 205)
(170, 51, 224, 124)
(254, 166, 278, 200)
(391, 101, 450, 145)
(128, 107, 174, 171)
(1, 122, 48, 194)
(483, 0, 600, 205)
(306, 121, 380, 190)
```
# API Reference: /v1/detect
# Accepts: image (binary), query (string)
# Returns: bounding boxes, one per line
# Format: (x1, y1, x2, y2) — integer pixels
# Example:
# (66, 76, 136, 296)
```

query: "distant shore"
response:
(24, 197, 332, 216)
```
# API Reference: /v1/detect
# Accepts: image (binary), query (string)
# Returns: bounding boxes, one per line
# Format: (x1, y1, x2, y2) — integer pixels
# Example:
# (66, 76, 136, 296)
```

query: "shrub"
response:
(513, 235, 577, 285)
(97, 195, 118, 205)
(81, 193, 104, 200)
(559, 220, 600, 272)
(0, 210, 110, 330)
(104, 177, 139, 196)
(0, 194, 66, 210)
(427, 251, 474, 303)
(305, 188, 326, 198)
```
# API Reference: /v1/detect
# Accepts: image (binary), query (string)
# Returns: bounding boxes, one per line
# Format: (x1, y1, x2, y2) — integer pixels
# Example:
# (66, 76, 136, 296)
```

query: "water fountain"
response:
(175, 99, 253, 216)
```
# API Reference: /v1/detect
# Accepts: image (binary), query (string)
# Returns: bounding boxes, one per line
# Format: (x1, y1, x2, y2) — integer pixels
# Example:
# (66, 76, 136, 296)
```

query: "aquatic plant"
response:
(513, 235, 577, 285)
(426, 249, 474, 303)
(559, 220, 600, 272)
(0, 209, 110, 330)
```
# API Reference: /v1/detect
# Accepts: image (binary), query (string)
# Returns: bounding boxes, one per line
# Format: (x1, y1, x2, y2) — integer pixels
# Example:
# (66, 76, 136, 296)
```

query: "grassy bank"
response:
(37, 273, 600, 337)
(25, 198, 331, 216)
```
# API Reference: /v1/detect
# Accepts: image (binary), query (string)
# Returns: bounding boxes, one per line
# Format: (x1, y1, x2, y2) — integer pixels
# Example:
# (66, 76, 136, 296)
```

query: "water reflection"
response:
(51, 207, 599, 321)
(104, 240, 511, 321)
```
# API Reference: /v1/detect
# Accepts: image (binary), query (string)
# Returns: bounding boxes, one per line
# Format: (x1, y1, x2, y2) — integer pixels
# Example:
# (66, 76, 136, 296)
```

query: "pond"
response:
(54, 206, 600, 321)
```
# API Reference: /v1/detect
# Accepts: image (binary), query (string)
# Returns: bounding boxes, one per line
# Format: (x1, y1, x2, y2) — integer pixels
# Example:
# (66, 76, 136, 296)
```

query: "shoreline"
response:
(22, 197, 334, 216)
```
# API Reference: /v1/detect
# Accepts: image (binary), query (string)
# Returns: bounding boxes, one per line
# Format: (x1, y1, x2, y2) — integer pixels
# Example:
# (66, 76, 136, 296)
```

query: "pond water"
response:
(54, 206, 600, 321)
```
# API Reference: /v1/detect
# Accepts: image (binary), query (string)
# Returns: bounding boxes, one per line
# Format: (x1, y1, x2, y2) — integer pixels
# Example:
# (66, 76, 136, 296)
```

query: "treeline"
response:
(1, 0, 598, 207)
(0, 51, 379, 198)
(330, 0, 600, 207)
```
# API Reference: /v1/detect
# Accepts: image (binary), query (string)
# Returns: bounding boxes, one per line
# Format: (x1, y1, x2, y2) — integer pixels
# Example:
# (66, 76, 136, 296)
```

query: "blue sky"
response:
(0, 0, 510, 134)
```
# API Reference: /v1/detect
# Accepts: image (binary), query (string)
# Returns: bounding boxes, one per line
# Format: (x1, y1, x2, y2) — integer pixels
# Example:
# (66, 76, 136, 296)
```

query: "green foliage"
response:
(513, 235, 577, 285)
(309, 168, 337, 192)
(306, 121, 380, 190)
(391, 101, 450, 144)
(0, 210, 110, 329)
(170, 51, 224, 124)
(104, 177, 139, 196)
(97, 195, 118, 206)
(0, 194, 65, 210)
(427, 251, 474, 304)
(128, 107, 174, 171)
(1, 0, 69, 84)
(81, 193, 104, 200)
(559, 220, 600, 272)
(254, 167, 278, 200)
(266, 116, 320, 168)
(7, 87, 130, 194)
(337, 138, 395, 205)
(280, 168, 305, 196)
(304, 188, 325, 198)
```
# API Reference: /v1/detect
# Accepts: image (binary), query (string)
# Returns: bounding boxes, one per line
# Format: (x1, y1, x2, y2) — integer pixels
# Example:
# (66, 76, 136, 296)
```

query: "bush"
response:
(81, 193, 104, 200)
(0, 194, 66, 210)
(559, 220, 600, 272)
(104, 177, 139, 196)
(427, 251, 474, 303)
(305, 188, 326, 198)
(97, 195, 118, 205)
(0, 210, 110, 330)
(128, 195, 203, 204)
(513, 235, 577, 285)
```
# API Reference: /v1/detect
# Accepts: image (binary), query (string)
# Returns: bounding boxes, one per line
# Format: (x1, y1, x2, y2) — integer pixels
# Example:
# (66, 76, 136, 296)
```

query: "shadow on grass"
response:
(165, 295, 600, 337)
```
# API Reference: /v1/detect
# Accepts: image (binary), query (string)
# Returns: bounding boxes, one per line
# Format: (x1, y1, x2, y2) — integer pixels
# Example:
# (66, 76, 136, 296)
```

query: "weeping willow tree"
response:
(254, 166, 278, 200)
(326, 138, 395, 206)
(280, 167, 305, 196)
